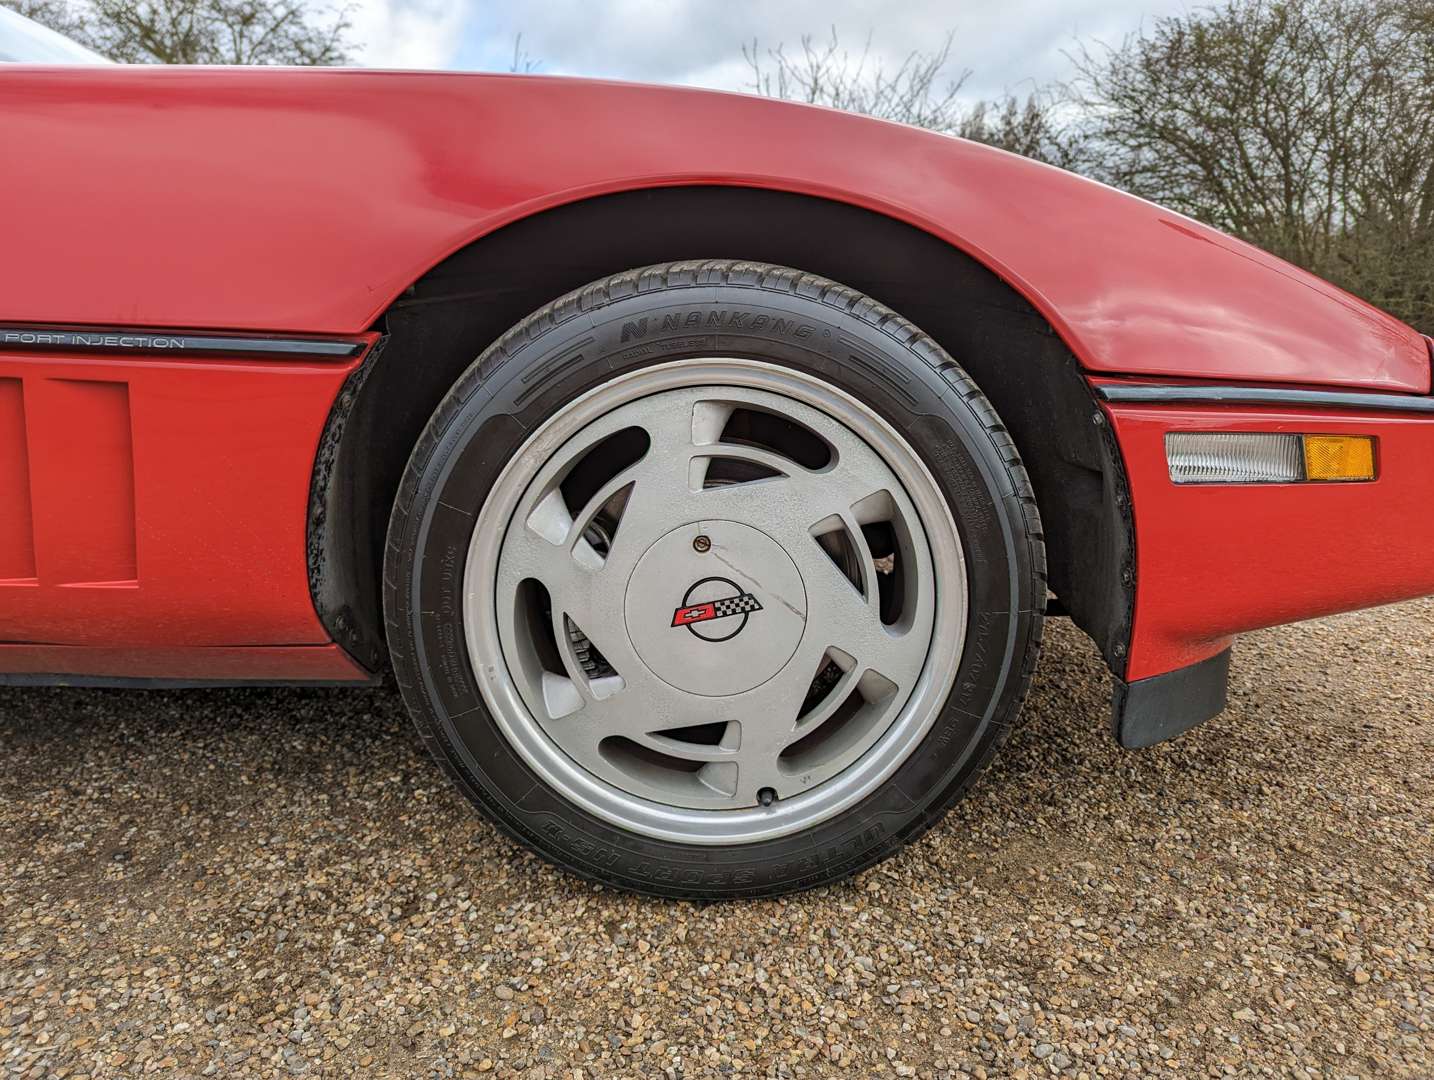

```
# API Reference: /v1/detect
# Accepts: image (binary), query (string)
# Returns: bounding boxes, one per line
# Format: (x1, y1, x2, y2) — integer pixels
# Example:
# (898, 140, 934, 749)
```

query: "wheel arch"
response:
(309, 185, 1134, 679)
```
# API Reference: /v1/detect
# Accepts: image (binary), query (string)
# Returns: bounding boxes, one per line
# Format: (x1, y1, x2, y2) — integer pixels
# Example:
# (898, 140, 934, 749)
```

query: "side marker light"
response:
(1165, 433, 1375, 484)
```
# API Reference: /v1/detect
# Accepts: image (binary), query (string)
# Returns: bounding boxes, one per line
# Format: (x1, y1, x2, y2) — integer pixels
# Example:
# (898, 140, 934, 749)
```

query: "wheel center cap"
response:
(624, 520, 807, 697)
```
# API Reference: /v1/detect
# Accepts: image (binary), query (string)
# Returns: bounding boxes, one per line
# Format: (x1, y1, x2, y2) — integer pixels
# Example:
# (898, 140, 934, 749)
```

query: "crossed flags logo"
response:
(671, 591, 763, 627)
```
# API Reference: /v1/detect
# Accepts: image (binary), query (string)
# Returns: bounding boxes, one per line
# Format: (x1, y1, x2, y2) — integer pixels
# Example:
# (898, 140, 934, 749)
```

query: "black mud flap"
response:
(1111, 648, 1231, 749)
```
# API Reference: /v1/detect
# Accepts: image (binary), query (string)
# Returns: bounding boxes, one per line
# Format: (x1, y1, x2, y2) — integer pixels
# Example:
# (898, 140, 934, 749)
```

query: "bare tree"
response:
(507, 31, 539, 74)
(958, 91, 1085, 172)
(744, 30, 971, 132)
(10, 0, 87, 39)
(743, 28, 1083, 168)
(1073, 0, 1433, 330)
(8, 0, 353, 64)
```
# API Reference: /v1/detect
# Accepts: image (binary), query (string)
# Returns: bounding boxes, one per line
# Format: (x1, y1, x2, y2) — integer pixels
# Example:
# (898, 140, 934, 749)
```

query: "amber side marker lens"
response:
(1166, 432, 1377, 484)
(1303, 434, 1376, 481)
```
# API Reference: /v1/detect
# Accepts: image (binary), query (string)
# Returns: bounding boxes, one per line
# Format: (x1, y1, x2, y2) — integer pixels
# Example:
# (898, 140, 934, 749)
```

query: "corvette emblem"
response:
(671, 576, 763, 642)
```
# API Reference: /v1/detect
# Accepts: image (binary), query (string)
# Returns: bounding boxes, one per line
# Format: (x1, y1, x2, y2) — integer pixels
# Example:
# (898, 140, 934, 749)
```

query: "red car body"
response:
(3, 67, 1433, 705)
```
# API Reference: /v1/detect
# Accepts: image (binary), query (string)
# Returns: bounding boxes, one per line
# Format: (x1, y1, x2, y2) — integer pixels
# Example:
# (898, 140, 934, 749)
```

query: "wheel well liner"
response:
(309, 186, 1133, 677)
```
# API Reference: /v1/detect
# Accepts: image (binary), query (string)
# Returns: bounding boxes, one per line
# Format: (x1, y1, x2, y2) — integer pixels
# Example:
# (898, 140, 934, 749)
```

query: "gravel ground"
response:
(2, 602, 1432, 1080)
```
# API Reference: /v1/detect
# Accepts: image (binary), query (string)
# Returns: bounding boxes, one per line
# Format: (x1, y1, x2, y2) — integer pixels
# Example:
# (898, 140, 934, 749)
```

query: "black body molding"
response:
(0, 324, 364, 358)
(1098, 383, 1434, 414)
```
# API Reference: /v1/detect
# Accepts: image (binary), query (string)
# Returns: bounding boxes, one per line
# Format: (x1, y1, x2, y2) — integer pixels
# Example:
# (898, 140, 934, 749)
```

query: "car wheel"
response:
(384, 260, 1045, 898)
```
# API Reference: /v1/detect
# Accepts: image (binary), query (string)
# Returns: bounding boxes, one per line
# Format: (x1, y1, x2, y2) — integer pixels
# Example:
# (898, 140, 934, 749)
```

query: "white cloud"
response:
(349, 0, 1190, 100)
(348, 0, 469, 69)
(462, 0, 1189, 96)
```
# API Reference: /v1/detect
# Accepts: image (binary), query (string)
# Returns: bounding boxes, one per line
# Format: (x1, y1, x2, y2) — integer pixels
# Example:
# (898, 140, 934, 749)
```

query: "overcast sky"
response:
(349, 0, 1193, 100)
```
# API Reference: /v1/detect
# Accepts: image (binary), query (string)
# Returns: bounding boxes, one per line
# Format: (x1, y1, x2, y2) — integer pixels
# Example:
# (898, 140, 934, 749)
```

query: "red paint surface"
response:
(2, 66, 1427, 392)
(0, 642, 369, 682)
(0, 379, 36, 582)
(0, 348, 366, 649)
(4, 67, 1434, 686)
(27, 379, 137, 584)
(1109, 403, 1434, 680)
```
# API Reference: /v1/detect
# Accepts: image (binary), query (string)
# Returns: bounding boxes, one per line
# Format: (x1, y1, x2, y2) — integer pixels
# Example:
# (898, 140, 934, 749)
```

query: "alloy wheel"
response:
(463, 359, 967, 844)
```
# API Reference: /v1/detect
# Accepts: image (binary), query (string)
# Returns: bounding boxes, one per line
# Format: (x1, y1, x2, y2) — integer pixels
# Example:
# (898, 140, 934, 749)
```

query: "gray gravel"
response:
(2, 601, 1432, 1079)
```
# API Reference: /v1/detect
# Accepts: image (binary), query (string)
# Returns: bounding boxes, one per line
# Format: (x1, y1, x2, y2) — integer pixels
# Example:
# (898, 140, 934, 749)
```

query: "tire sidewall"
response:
(389, 275, 1038, 897)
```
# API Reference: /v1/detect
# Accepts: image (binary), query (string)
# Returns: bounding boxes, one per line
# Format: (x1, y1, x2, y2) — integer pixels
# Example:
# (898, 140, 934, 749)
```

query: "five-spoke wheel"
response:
(472, 363, 964, 842)
(386, 261, 1044, 898)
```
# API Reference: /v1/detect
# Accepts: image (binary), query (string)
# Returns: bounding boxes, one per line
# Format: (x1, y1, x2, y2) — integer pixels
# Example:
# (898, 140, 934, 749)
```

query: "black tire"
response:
(384, 260, 1045, 899)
